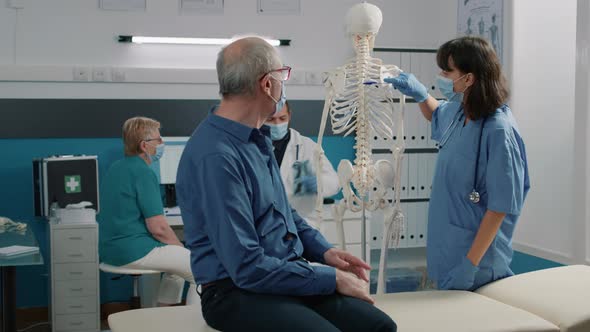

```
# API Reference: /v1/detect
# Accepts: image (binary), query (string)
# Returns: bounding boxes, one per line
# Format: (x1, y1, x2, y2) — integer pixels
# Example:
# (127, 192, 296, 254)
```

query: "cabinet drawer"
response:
(56, 280, 97, 297)
(55, 296, 97, 315)
(320, 220, 363, 244)
(54, 313, 98, 331)
(54, 263, 96, 281)
(321, 207, 368, 221)
(53, 229, 96, 263)
(346, 244, 370, 260)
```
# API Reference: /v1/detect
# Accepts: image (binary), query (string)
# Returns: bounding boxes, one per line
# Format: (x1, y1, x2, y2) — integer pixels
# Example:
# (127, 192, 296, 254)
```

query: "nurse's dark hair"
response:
(284, 100, 291, 113)
(437, 36, 509, 120)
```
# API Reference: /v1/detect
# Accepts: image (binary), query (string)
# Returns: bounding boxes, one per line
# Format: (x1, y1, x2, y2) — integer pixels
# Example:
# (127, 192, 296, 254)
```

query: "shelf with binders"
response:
(368, 48, 446, 279)
(375, 48, 443, 100)
(371, 102, 440, 151)
(368, 151, 436, 250)
(369, 201, 429, 249)
(369, 100, 442, 250)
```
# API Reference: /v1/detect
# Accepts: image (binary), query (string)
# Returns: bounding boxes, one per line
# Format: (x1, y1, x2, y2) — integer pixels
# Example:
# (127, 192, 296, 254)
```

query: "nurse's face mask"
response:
(144, 137, 164, 162)
(436, 73, 469, 102)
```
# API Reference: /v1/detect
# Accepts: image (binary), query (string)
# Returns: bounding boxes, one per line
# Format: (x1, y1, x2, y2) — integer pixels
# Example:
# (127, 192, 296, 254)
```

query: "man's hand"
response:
(336, 270, 374, 304)
(324, 248, 371, 282)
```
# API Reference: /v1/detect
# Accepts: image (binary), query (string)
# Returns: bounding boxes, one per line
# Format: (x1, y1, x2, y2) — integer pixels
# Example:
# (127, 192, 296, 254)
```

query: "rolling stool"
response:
(99, 263, 162, 309)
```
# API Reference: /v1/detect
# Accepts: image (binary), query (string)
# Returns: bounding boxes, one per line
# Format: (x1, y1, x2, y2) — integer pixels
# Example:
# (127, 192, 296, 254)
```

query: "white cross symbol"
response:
(66, 177, 80, 192)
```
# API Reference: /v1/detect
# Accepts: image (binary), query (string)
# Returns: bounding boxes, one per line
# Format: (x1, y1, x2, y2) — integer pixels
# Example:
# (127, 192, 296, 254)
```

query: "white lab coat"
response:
(279, 128, 340, 229)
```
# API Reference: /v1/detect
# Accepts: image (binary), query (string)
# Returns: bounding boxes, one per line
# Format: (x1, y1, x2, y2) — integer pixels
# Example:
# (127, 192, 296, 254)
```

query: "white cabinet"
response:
(49, 223, 99, 332)
(318, 206, 371, 262)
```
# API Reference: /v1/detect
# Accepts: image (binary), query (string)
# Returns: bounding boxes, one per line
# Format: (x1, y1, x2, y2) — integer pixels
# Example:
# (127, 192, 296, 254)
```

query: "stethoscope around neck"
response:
(438, 108, 487, 204)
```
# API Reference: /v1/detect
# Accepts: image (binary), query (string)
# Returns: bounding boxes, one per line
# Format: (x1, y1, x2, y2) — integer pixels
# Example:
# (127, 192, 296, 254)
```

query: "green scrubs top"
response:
(98, 156, 165, 266)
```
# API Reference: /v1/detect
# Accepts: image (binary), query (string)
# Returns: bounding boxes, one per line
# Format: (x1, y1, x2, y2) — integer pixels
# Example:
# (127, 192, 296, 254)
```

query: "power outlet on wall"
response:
(7, 0, 25, 9)
(305, 71, 323, 85)
(72, 66, 90, 81)
(111, 68, 126, 82)
(92, 67, 110, 82)
(288, 70, 305, 85)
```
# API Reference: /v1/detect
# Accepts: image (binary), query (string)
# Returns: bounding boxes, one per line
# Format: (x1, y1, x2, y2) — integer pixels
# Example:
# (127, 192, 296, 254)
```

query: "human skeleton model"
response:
(314, 2, 406, 295)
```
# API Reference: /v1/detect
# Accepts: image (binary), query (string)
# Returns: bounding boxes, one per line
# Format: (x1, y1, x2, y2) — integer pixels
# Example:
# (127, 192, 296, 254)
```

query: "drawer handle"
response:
(70, 288, 83, 292)
(69, 272, 83, 275)
(69, 305, 84, 309)
(68, 254, 83, 257)
(69, 321, 83, 326)
(68, 237, 83, 240)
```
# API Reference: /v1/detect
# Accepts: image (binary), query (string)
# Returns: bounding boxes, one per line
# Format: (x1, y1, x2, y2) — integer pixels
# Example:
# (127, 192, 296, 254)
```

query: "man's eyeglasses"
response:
(267, 66, 291, 81)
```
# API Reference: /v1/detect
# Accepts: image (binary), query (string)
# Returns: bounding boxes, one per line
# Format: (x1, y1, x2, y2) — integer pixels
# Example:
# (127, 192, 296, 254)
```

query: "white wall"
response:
(510, 0, 579, 263)
(0, 0, 456, 99)
(573, 0, 589, 265)
(578, 0, 590, 264)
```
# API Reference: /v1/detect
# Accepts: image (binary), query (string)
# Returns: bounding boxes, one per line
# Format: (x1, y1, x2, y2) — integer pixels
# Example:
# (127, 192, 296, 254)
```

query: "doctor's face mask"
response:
(266, 103, 291, 140)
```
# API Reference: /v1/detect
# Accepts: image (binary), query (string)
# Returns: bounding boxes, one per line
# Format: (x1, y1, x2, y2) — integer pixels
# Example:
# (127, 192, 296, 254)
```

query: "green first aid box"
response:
(33, 155, 99, 217)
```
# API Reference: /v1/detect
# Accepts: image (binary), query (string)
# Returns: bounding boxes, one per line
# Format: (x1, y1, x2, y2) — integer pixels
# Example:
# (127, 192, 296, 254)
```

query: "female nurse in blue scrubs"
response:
(385, 36, 530, 290)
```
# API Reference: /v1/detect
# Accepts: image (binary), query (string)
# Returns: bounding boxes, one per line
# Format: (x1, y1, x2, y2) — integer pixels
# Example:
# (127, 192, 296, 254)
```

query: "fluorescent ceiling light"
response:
(118, 35, 290, 46)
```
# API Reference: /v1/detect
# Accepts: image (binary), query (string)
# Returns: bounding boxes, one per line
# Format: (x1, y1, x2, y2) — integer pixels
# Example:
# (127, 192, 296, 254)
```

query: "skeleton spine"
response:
(352, 35, 374, 199)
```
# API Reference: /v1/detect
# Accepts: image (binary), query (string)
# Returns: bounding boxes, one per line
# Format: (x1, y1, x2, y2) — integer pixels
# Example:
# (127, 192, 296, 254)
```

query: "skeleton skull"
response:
(345, 2, 383, 49)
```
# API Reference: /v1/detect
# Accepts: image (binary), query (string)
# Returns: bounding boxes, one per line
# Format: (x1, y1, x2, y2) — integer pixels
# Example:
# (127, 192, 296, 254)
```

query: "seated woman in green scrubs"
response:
(99, 116, 196, 305)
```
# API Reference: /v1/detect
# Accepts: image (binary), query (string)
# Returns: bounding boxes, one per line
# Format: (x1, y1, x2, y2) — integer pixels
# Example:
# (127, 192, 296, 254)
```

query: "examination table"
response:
(108, 265, 590, 332)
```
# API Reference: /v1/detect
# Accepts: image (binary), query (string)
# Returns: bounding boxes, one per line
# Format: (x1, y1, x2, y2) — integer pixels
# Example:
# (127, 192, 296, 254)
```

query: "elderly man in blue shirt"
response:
(176, 36, 396, 332)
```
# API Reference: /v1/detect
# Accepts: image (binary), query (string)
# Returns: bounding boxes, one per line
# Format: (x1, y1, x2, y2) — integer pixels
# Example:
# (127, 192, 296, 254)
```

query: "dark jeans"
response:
(200, 279, 397, 332)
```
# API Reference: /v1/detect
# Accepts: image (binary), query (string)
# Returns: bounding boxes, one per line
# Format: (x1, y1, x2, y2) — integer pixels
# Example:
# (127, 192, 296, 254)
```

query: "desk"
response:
(0, 227, 43, 332)
(166, 215, 183, 227)
(164, 207, 183, 227)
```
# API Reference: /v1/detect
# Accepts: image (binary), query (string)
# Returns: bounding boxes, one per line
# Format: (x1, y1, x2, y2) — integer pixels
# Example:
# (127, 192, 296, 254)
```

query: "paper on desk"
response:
(0, 245, 39, 258)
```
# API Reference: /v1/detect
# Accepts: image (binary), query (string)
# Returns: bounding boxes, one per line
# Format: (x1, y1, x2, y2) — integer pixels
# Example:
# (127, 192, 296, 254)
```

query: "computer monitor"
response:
(159, 137, 190, 184)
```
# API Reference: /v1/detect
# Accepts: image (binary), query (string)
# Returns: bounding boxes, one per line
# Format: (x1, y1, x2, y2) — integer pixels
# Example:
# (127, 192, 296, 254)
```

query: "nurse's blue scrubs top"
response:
(427, 101, 530, 288)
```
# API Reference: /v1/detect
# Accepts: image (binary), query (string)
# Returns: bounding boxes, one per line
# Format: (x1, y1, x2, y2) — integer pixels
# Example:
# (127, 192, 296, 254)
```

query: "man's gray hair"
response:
(217, 36, 281, 97)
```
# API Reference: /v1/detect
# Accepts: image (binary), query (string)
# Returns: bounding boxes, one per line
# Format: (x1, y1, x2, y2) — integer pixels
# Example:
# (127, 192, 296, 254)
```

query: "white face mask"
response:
(267, 122, 289, 140)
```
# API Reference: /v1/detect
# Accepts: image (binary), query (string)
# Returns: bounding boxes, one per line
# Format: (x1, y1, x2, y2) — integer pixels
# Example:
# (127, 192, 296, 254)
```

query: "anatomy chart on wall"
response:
(457, 0, 503, 63)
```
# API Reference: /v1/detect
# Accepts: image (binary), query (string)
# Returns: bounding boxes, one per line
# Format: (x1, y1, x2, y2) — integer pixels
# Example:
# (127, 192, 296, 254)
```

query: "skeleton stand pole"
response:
(361, 199, 367, 262)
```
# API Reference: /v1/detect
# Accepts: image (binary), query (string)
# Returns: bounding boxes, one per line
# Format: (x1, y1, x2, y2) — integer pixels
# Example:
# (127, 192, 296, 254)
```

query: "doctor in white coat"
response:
(266, 101, 340, 229)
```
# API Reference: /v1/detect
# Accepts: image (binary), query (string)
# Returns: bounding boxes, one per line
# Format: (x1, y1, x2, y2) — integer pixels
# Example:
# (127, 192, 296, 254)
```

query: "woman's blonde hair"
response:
(122, 117, 161, 156)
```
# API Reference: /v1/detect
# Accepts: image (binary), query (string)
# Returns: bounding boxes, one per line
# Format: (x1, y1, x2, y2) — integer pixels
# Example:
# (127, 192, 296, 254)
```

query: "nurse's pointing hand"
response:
(384, 72, 429, 102)
(324, 248, 371, 282)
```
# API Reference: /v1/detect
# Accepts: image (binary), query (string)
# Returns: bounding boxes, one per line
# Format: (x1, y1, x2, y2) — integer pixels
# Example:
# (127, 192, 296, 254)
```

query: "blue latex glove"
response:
(294, 175, 317, 196)
(384, 72, 429, 102)
(439, 256, 479, 290)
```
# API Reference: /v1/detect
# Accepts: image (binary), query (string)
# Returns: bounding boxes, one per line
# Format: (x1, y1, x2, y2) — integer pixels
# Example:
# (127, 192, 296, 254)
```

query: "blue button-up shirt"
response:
(176, 111, 336, 296)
